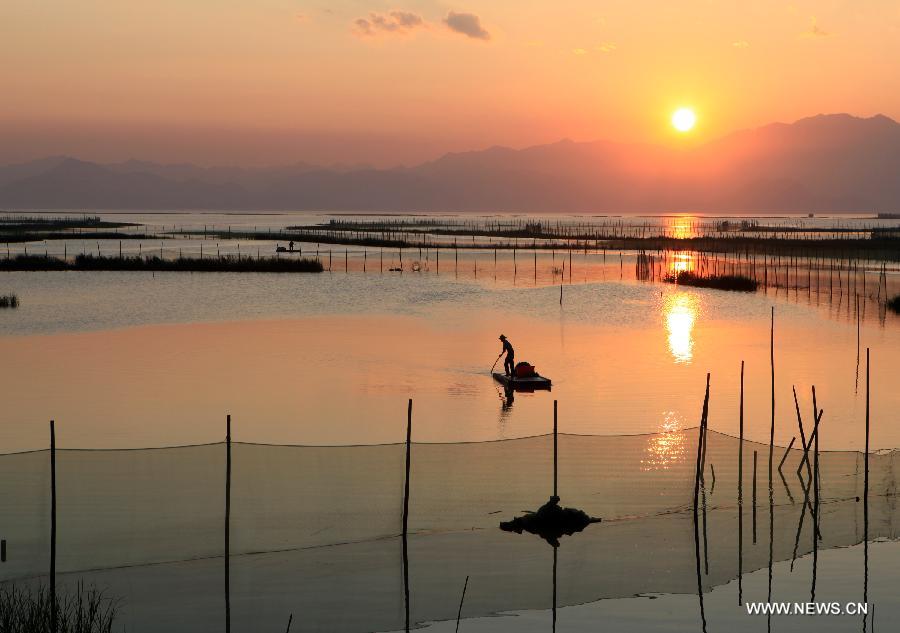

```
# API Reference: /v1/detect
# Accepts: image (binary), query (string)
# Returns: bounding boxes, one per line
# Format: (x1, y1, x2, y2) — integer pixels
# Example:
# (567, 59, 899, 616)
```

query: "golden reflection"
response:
(669, 251, 696, 274)
(641, 411, 687, 470)
(669, 216, 698, 240)
(664, 292, 698, 363)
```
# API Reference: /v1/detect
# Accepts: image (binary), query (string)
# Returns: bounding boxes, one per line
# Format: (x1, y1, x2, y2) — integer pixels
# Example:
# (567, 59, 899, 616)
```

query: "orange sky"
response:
(2, 1, 899, 166)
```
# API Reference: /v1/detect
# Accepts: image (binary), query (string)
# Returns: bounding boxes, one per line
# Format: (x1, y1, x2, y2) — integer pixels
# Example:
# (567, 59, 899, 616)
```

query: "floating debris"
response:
(500, 495, 601, 547)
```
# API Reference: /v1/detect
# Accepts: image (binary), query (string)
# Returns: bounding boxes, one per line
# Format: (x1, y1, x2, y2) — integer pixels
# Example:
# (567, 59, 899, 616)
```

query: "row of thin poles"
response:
(37, 350, 872, 633)
(36, 395, 570, 632)
(695, 320, 873, 631)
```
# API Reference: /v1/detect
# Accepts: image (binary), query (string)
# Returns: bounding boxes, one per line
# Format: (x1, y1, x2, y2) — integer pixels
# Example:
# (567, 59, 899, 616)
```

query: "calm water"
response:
(1, 247, 897, 452)
(1, 211, 898, 633)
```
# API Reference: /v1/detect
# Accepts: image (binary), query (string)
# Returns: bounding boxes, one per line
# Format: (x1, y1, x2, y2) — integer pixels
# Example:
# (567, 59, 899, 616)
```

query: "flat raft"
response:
(492, 372, 552, 391)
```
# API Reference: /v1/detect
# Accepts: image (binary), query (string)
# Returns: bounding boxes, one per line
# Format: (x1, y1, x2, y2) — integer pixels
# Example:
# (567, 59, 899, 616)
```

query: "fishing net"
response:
(0, 431, 896, 632)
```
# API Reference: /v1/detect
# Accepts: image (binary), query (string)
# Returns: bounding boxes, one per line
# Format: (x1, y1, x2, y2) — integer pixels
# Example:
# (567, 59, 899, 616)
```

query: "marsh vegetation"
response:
(0, 254, 324, 273)
(0, 583, 118, 633)
(664, 271, 760, 292)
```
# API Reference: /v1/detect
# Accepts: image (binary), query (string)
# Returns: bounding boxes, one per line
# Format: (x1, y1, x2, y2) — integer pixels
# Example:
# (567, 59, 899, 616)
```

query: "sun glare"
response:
(671, 108, 697, 132)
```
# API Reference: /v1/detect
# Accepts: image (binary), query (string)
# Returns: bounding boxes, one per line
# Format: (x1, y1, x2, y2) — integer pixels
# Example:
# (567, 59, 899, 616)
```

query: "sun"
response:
(671, 108, 697, 133)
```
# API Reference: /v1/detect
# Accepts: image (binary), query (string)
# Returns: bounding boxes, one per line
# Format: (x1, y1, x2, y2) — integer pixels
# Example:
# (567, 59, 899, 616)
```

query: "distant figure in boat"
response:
(499, 334, 515, 376)
(288, 240, 295, 252)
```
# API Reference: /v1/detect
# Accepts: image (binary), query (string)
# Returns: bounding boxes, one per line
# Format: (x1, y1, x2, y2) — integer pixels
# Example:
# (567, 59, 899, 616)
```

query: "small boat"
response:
(492, 372, 552, 391)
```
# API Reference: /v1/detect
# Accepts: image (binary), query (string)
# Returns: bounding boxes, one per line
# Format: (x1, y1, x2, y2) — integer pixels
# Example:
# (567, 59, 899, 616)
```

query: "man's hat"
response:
(499, 334, 506, 340)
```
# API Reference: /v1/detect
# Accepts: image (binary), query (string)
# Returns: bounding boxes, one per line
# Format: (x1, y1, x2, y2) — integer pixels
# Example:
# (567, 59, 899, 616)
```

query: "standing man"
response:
(499, 334, 515, 377)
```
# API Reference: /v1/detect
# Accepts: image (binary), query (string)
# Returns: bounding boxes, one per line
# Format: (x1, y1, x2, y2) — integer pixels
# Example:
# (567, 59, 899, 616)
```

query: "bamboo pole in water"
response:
(769, 306, 775, 483)
(738, 361, 744, 605)
(778, 437, 796, 473)
(50, 420, 57, 633)
(553, 400, 558, 498)
(225, 415, 231, 633)
(455, 576, 469, 633)
(403, 399, 412, 633)
(752, 450, 758, 544)
(863, 348, 870, 628)
(692, 374, 710, 633)
(812, 388, 820, 601)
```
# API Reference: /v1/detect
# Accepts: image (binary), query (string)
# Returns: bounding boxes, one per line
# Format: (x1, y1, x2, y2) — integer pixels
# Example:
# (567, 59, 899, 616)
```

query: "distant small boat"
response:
(492, 372, 552, 391)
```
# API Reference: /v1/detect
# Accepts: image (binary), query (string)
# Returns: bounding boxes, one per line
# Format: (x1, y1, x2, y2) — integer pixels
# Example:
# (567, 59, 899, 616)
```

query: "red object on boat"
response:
(515, 362, 537, 378)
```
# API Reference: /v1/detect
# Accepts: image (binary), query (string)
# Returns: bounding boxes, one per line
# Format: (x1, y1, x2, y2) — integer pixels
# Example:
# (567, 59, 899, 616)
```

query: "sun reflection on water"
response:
(669, 252, 695, 274)
(669, 216, 699, 240)
(641, 411, 687, 471)
(664, 292, 698, 364)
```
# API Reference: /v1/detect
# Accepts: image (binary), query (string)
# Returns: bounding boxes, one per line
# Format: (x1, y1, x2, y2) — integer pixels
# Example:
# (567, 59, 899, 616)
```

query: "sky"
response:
(2, 0, 899, 166)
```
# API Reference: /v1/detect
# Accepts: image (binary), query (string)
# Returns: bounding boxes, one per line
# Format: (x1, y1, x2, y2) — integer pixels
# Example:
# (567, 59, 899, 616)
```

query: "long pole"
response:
(225, 415, 231, 633)
(455, 576, 469, 633)
(403, 399, 412, 633)
(863, 348, 870, 628)
(738, 361, 744, 605)
(693, 374, 710, 633)
(769, 307, 775, 484)
(553, 400, 558, 498)
(50, 419, 57, 633)
(812, 389, 819, 601)
(752, 450, 758, 544)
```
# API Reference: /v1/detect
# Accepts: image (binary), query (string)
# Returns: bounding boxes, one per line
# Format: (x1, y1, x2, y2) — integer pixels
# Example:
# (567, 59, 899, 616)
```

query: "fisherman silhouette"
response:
(499, 334, 515, 376)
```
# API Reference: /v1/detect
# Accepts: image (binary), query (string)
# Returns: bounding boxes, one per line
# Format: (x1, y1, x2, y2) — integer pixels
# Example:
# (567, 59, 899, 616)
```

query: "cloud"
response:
(354, 11, 425, 37)
(444, 11, 490, 40)
(803, 17, 831, 38)
(571, 43, 615, 56)
(732, 40, 749, 48)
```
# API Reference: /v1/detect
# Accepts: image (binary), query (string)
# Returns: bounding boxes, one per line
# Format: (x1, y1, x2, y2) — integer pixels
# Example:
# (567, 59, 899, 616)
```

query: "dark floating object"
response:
(492, 372, 552, 391)
(500, 496, 600, 547)
(887, 294, 900, 314)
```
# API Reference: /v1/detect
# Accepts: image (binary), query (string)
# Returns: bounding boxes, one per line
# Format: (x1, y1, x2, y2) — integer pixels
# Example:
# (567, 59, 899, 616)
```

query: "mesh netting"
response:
(0, 431, 896, 632)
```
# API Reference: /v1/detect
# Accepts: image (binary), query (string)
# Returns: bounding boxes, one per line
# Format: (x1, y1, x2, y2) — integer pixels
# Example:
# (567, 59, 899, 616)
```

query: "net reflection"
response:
(664, 292, 698, 364)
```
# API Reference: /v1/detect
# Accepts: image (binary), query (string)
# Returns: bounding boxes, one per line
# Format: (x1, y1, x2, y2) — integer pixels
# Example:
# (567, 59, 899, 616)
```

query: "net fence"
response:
(0, 430, 896, 631)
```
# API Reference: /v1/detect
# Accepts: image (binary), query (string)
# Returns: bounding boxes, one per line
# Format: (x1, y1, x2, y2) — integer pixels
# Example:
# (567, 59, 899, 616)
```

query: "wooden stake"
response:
(769, 307, 775, 486)
(403, 399, 412, 633)
(692, 374, 710, 633)
(50, 419, 57, 633)
(777, 437, 796, 473)
(752, 450, 758, 544)
(553, 400, 558, 498)
(864, 348, 870, 628)
(455, 576, 469, 633)
(225, 414, 231, 633)
(738, 361, 744, 605)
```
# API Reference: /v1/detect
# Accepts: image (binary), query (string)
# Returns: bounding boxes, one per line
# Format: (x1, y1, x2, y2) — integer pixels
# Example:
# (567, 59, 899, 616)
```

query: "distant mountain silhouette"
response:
(1, 114, 898, 212)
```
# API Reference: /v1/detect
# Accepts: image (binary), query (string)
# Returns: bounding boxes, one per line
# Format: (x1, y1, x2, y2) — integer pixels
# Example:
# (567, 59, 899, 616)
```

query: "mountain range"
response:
(1, 113, 899, 213)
